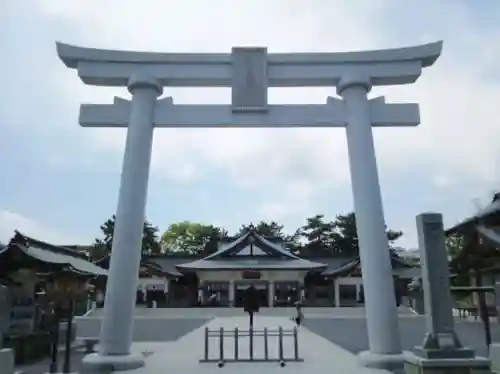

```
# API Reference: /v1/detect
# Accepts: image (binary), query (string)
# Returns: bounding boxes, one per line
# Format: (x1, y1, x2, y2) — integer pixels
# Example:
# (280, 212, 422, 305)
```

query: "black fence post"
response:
(204, 327, 209, 361)
(234, 327, 239, 360)
(49, 308, 60, 374)
(278, 326, 285, 367)
(249, 325, 254, 360)
(478, 291, 492, 350)
(293, 326, 299, 361)
(219, 327, 224, 363)
(62, 299, 74, 374)
(264, 327, 268, 361)
(278, 326, 284, 361)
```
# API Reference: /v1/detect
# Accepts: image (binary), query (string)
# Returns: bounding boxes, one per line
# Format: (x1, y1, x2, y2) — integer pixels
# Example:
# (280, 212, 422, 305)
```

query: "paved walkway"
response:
(19, 306, 494, 373)
(107, 315, 390, 374)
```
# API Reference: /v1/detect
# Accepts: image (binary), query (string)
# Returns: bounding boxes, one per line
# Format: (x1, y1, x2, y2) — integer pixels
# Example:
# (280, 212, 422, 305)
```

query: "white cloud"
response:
(431, 174, 455, 190)
(255, 179, 318, 221)
(0, 210, 82, 244)
(38, 1, 499, 188)
(8, 0, 500, 245)
(34, 0, 383, 191)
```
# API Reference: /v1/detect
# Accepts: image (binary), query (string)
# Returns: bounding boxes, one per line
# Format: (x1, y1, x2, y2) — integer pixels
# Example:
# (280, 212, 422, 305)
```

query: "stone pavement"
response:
(17, 307, 495, 373)
(107, 315, 390, 374)
(303, 316, 495, 358)
(75, 316, 210, 341)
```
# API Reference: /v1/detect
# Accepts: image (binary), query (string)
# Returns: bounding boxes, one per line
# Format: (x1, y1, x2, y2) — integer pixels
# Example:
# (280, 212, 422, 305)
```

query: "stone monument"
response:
(57, 41, 442, 371)
(404, 213, 491, 374)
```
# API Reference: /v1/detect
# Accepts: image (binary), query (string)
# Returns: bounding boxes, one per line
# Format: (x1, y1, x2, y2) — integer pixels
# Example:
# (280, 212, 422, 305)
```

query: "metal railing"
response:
(200, 326, 303, 367)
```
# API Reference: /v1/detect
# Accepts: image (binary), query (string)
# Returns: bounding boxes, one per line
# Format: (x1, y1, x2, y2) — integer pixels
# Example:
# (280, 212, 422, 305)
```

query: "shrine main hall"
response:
(114, 226, 419, 308)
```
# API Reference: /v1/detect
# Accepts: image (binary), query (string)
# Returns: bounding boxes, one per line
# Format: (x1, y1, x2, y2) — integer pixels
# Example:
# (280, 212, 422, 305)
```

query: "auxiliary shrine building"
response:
(126, 226, 419, 308)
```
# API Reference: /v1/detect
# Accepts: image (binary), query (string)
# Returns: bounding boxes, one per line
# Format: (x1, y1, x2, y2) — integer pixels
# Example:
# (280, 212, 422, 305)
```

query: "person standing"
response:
(294, 300, 304, 326)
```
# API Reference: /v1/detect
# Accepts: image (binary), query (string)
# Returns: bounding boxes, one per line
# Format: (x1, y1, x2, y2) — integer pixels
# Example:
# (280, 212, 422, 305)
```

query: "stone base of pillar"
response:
(0, 348, 14, 374)
(358, 350, 406, 373)
(81, 352, 145, 372)
(404, 352, 490, 374)
(489, 343, 500, 373)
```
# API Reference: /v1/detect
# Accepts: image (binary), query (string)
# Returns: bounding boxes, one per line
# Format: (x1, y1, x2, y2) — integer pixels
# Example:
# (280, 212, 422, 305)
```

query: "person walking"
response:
(294, 300, 304, 326)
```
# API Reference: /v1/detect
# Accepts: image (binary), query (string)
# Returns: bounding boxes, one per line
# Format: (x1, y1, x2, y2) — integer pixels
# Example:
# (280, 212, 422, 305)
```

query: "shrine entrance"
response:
(234, 281, 268, 307)
(57, 41, 442, 371)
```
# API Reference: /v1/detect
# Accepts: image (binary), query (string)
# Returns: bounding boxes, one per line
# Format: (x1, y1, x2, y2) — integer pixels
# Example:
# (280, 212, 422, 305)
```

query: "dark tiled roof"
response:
(1, 231, 108, 276)
(148, 253, 416, 276)
(150, 255, 350, 274)
(176, 258, 327, 271)
(476, 225, 500, 246)
(204, 228, 299, 260)
(446, 196, 500, 234)
(145, 257, 188, 277)
(171, 227, 329, 271)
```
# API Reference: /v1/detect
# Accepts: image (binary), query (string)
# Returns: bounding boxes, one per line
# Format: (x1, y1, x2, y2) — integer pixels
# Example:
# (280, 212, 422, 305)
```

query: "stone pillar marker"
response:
(339, 74, 403, 369)
(404, 213, 490, 374)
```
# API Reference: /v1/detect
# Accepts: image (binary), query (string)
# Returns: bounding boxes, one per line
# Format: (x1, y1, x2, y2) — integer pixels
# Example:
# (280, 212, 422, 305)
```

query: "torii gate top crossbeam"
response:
(56, 41, 442, 88)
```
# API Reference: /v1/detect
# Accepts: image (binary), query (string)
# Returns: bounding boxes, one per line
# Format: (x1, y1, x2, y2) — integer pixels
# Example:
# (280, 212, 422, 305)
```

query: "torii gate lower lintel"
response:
(79, 95, 420, 128)
(57, 41, 442, 372)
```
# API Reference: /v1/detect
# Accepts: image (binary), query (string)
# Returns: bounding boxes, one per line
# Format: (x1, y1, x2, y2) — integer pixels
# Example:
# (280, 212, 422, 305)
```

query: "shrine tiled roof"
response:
(1, 231, 108, 276)
(203, 228, 299, 260)
(176, 257, 327, 271)
(320, 252, 416, 277)
(476, 225, 500, 246)
(175, 226, 326, 271)
(446, 194, 500, 234)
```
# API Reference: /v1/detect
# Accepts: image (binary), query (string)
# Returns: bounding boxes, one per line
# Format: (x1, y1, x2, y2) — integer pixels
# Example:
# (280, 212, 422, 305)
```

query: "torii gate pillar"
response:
(57, 41, 442, 372)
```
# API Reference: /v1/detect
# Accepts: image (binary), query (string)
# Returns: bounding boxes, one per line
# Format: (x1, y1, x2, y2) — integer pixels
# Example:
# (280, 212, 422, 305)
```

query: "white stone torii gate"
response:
(57, 41, 442, 371)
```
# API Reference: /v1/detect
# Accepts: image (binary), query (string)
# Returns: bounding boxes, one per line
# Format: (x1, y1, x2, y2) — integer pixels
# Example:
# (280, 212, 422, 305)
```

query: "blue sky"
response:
(1, 0, 499, 248)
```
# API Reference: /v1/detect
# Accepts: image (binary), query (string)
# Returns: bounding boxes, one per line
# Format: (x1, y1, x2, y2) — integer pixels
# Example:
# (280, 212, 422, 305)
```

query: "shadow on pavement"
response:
(76, 317, 211, 341)
(17, 318, 211, 374)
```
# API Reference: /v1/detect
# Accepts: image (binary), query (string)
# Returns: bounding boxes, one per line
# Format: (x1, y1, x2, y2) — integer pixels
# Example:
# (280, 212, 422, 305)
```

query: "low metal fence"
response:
(200, 326, 303, 367)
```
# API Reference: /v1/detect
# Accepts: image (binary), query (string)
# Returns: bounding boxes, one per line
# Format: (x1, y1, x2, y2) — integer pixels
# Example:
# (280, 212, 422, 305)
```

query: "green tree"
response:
(446, 233, 466, 258)
(284, 229, 302, 254)
(92, 215, 161, 258)
(332, 212, 403, 257)
(297, 214, 337, 256)
(236, 221, 285, 238)
(161, 221, 227, 254)
(297, 212, 403, 257)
